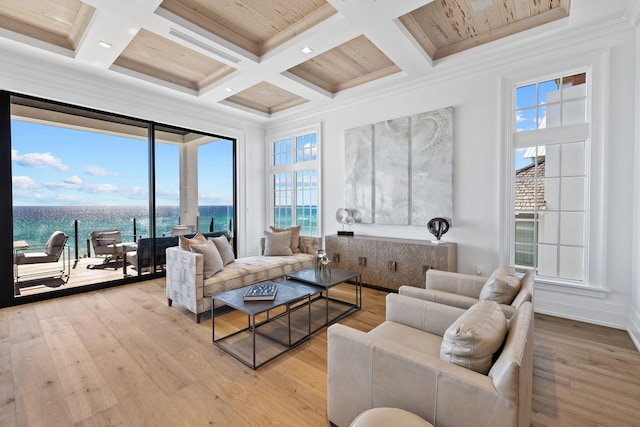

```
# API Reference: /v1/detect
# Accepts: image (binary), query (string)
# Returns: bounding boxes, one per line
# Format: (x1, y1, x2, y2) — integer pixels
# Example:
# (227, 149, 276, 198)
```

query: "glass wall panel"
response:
(198, 137, 235, 235)
(6, 93, 236, 305)
(11, 95, 148, 295)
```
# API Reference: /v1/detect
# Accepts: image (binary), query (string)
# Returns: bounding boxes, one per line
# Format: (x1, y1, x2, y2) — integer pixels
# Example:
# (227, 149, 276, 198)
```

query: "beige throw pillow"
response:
(479, 265, 522, 304)
(178, 232, 206, 251)
(263, 230, 293, 256)
(211, 236, 234, 266)
(190, 240, 224, 279)
(440, 300, 507, 374)
(270, 225, 301, 253)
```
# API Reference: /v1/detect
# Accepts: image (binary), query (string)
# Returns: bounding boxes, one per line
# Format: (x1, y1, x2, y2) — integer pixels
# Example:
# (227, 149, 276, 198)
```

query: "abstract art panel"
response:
(374, 118, 409, 225)
(411, 107, 453, 225)
(344, 107, 453, 226)
(344, 125, 373, 223)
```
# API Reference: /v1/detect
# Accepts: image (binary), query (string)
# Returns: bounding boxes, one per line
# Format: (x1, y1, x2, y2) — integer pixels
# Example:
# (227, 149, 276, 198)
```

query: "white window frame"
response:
(501, 51, 608, 293)
(265, 124, 322, 237)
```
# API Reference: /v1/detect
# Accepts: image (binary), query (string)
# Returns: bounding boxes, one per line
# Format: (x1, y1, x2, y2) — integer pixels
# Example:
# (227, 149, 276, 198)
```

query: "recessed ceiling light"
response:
(98, 41, 112, 49)
(301, 46, 313, 54)
(225, 87, 234, 92)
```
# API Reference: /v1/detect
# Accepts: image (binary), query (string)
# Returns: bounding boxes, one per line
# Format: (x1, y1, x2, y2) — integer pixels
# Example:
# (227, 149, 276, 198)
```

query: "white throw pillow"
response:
(190, 240, 224, 279)
(263, 230, 293, 256)
(269, 225, 301, 253)
(479, 265, 522, 304)
(440, 300, 507, 374)
(211, 235, 235, 266)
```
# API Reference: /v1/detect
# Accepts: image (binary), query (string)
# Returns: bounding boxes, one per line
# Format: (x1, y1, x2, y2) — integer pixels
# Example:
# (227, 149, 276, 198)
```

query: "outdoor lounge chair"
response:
(89, 229, 137, 263)
(14, 230, 70, 284)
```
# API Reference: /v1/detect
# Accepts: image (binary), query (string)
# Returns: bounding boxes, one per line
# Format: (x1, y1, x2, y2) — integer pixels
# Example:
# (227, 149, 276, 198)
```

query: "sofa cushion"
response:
(270, 225, 301, 253)
(264, 230, 293, 256)
(369, 321, 443, 359)
(179, 232, 207, 251)
(479, 266, 521, 304)
(440, 300, 507, 374)
(211, 235, 234, 266)
(190, 240, 224, 279)
(203, 253, 313, 298)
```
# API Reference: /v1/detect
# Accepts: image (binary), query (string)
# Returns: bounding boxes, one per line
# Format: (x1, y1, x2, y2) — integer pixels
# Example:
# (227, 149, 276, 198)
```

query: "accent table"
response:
(212, 268, 362, 369)
(212, 280, 322, 369)
(285, 267, 362, 331)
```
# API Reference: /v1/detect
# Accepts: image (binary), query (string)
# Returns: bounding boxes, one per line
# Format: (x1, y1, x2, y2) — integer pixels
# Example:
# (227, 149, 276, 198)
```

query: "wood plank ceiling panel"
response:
(287, 35, 402, 94)
(0, 0, 94, 50)
(224, 82, 309, 114)
(114, 29, 236, 91)
(159, 0, 336, 56)
(399, 0, 571, 60)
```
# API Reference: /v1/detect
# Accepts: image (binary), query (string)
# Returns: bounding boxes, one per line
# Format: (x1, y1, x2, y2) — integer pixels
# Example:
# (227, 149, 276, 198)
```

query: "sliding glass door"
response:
(3, 92, 235, 305)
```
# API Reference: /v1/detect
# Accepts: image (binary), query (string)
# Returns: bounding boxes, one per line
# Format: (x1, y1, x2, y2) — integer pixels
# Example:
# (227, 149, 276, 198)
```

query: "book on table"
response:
(243, 282, 278, 301)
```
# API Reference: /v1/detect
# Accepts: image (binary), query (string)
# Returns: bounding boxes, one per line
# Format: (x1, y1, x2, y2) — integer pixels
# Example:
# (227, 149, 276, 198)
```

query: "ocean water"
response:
(13, 205, 318, 256)
(13, 205, 234, 256)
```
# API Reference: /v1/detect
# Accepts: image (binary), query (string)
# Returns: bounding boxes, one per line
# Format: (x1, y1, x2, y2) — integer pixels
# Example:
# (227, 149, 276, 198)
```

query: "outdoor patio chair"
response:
(89, 229, 137, 263)
(14, 230, 70, 284)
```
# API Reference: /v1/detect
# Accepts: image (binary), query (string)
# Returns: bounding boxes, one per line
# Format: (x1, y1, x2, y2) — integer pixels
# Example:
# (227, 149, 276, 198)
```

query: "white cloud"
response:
(65, 175, 83, 185)
(12, 176, 37, 189)
(44, 182, 80, 190)
(12, 150, 68, 171)
(199, 192, 232, 205)
(80, 183, 119, 193)
(126, 186, 148, 200)
(85, 166, 113, 176)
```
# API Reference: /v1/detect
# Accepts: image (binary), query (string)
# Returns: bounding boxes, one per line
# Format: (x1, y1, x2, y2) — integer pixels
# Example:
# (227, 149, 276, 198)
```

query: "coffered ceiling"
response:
(0, 0, 604, 120)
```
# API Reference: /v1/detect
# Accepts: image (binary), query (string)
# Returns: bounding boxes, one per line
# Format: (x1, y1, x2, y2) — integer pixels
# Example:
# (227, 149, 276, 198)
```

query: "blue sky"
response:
(11, 120, 233, 206)
(514, 79, 560, 169)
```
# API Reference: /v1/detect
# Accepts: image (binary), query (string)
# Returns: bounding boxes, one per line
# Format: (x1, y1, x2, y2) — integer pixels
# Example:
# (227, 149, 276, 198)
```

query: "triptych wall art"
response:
(344, 106, 453, 226)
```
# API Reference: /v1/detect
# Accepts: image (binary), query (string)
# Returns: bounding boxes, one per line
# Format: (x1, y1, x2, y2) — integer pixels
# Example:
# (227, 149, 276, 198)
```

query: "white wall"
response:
(268, 29, 638, 330)
(630, 23, 640, 349)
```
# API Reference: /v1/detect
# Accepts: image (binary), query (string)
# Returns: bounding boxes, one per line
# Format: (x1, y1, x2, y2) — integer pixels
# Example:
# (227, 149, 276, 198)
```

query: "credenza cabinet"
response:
(325, 234, 457, 291)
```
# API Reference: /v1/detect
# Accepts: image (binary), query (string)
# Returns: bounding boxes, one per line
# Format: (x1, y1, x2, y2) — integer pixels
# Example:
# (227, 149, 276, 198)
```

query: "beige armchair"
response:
(327, 294, 534, 427)
(399, 267, 533, 318)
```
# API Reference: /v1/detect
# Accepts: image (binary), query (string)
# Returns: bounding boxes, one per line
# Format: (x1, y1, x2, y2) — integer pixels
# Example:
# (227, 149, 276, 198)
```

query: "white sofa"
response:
(399, 267, 533, 318)
(328, 294, 534, 427)
(165, 235, 322, 322)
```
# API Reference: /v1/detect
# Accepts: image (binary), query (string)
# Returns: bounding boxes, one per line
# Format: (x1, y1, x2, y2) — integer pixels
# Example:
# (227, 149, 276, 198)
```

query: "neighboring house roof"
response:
(515, 159, 546, 211)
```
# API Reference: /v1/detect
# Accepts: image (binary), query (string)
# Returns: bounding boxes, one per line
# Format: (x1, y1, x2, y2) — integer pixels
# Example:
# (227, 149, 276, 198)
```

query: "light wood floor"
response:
(15, 256, 152, 297)
(1, 279, 638, 426)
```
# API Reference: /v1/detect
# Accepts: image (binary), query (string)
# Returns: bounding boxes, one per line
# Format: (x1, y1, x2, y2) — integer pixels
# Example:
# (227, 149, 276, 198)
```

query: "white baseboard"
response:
(628, 306, 640, 351)
(533, 290, 628, 330)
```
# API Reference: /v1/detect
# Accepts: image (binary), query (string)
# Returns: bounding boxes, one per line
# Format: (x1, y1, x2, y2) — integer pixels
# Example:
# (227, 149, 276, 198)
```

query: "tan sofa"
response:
(327, 294, 534, 427)
(165, 235, 321, 322)
(399, 268, 533, 318)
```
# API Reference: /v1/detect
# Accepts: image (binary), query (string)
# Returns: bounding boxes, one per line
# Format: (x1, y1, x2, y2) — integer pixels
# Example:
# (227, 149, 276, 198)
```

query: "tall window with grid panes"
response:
(512, 72, 589, 284)
(268, 128, 320, 236)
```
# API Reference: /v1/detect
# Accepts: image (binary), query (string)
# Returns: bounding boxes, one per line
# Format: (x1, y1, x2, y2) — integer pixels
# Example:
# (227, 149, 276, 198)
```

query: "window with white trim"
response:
(512, 72, 589, 285)
(267, 127, 320, 236)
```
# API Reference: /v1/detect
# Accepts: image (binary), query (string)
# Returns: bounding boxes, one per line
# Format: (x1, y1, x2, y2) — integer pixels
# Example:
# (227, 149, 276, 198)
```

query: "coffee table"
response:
(212, 280, 324, 369)
(285, 267, 361, 331)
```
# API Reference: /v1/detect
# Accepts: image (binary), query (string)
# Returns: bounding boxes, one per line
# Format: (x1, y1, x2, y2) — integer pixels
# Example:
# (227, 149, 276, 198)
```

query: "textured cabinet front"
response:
(325, 235, 456, 290)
